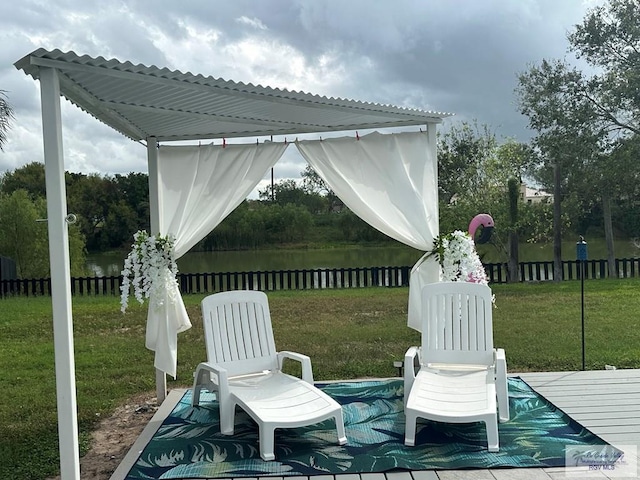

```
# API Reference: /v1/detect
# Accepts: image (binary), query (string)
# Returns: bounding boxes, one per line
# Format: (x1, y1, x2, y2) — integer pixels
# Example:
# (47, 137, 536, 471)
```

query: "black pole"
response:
(271, 168, 275, 202)
(581, 260, 585, 370)
(576, 236, 588, 371)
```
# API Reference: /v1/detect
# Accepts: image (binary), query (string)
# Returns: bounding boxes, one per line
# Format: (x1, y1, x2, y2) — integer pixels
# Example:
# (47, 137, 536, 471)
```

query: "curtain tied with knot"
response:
(295, 130, 439, 331)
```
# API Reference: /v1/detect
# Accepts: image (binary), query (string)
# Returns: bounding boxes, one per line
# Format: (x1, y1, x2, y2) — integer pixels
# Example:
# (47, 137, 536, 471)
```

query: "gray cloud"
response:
(1, 0, 601, 182)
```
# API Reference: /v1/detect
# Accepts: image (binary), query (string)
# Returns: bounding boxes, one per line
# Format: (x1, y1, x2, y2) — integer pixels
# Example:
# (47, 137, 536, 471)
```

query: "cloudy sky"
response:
(1, 0, 600, 193)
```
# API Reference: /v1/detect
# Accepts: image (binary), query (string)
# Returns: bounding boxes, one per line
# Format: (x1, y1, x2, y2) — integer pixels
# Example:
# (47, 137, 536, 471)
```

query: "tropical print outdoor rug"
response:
(125, 377, 620, 479)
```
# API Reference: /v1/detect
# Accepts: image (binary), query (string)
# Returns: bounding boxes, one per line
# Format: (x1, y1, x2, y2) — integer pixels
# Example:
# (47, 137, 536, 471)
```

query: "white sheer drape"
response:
(295, 131, 439, 331)
(147, 141, 288, 377)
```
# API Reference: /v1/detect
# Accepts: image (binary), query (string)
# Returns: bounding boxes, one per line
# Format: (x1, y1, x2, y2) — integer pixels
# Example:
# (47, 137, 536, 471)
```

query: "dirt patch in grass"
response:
(47, 391, 158, 480)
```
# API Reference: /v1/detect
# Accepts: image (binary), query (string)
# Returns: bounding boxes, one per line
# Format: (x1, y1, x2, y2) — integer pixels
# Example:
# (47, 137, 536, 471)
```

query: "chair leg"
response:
(404, 412, 417, 447)
(486, 418, 499, 452)
(334, 412, 347, 445)
(259, 425, 276, 461)
(219, 401, 236, 436)
(191, 384, 202, 407)
(497, 385, 510, 423)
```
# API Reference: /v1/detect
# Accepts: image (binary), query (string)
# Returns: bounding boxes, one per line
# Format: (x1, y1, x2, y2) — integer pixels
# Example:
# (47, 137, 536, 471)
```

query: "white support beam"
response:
(40, 67, 80, 480)
(147, 136, 167, 403)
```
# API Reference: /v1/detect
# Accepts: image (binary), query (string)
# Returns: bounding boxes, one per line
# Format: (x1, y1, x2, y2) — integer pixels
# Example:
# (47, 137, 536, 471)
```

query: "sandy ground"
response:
(48, 391, 159, 480)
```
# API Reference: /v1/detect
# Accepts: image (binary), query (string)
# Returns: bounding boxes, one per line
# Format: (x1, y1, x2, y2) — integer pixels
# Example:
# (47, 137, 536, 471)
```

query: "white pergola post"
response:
(147, 136, 167, 403)
(40, 67, 81, 480)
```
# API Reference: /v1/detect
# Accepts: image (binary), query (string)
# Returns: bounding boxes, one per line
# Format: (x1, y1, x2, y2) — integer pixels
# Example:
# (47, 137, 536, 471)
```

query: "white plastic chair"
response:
(404, 281, 509, 452)
(192, 290, 347, 461)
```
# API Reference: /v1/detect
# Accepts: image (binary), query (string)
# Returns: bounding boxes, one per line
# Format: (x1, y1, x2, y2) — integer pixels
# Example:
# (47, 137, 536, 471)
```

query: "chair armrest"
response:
(494, 348, 510, 422)
(278, 351, 314, 384)
(192, 361, 229, 407)
(404, 346, 420, 407)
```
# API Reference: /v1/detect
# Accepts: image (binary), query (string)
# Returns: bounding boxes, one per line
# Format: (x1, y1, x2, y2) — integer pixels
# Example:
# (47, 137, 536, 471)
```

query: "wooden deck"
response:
(111, 369, 640, 480)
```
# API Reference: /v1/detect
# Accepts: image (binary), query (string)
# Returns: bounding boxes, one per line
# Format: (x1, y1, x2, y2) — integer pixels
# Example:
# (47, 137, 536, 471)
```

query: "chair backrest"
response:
(201, 290, 279, 377)
(421, 281, 494, 367)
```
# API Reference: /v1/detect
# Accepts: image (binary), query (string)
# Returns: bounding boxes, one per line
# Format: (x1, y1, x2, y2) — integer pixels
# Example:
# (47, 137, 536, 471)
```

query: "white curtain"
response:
(147, 141, 289, 377)
(295, 131, 439, 331)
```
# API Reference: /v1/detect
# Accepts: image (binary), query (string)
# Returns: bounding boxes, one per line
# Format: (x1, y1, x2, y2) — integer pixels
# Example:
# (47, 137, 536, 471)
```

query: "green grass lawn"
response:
(1, 279, 640, 479)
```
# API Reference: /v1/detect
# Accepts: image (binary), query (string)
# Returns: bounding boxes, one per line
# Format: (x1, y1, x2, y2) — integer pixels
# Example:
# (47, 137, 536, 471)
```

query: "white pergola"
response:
(14, 48, 451, 480)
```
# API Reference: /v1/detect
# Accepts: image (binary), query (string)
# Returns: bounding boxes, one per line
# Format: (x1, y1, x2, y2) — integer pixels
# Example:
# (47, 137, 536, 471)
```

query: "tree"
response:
(516, 0, 640, 278)
(0, 162, 47, 199)
(437, 121, 497, 207)
(259, 178, 325, 213)
(0, 90, 14, 151)
(0, 190, 48, 277)
(609, 135, 640, 237)
(301, 165, 343, 212)
(567, 0, 640, 136)
(0, 190, 87, 277)
(437, 123, 535, 238)
(507, 177, 520, 282)
(66, 172, 121, 251)
(516, 59, 604, 280)
(301, 164, 330, 196)
(114, 172, 150, 232)
(1, 164, 149, 252)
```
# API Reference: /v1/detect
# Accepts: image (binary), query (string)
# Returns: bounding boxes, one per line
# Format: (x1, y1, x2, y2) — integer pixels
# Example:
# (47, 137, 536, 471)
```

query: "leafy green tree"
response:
(0, 190, 87, 277)
(0, 90, 13, 151)
(516, 58, 604, 279)
(516, 0, 640, 277)
(66, 172, 121, 251)
(437, 121, 497, 206)
(1, 164, 150, 252)
(437, 123, 531, 238)
(567, 0, 640, 135)
(0, 162, 47, 200)
(104, 200, 139, 249)
(337, 210, 388, 243)
(0, 190, 48, 277)
(301, 165, 343, 212)
(259, 178, 325, 214)
(199, 200, 314, 250)
(489, 140, 536, 186)
(114, 172, 150, 232)
(301, 165, 330, 196)
(609, 135, 640, 237)
(264, 204, 313, 243)
(507, 178, 520, 282)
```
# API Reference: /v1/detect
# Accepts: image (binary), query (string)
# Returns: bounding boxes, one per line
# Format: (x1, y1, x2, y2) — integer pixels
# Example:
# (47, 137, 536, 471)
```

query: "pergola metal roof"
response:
(15, 48, 452, 143)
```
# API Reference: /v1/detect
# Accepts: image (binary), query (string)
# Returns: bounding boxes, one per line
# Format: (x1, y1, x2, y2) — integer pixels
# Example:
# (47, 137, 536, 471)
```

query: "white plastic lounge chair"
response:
(404, 281, 509, 452)
(192, 290, 347, 461)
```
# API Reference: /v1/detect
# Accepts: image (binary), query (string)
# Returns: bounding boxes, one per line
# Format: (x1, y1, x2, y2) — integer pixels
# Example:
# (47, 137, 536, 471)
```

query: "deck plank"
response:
(410, 471, 439, 480)
(385, 472, 414, 480)
(362, 474, 387, 480)
(518, 370, 640, 449)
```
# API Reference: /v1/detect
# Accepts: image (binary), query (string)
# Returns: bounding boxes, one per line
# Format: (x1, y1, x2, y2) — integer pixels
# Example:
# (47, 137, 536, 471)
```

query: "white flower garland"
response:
(430, 230, 489, 285)
(120, 230, 179, 313)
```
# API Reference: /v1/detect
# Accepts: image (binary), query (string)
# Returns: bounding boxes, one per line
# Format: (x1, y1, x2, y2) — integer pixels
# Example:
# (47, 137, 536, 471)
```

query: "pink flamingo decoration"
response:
(468, 213, 494, 244)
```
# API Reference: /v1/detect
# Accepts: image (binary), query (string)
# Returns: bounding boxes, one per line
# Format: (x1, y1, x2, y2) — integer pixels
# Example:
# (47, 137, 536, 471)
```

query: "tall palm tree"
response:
(0, 90, 14, 151)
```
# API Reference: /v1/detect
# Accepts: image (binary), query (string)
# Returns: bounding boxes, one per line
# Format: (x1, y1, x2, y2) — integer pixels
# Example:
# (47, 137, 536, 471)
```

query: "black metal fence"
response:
(2, 258, 639, 297)
(483, 258, 640, 283)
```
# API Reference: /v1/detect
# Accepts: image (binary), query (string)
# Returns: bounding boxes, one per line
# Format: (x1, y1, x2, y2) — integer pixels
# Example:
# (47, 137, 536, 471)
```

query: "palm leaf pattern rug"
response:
(126, 378, 620, 479)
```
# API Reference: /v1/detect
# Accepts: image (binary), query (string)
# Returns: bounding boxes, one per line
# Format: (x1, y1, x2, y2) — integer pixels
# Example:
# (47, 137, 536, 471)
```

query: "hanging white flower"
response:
(429, 230, 489, 285)
(120, 230, 179, 313)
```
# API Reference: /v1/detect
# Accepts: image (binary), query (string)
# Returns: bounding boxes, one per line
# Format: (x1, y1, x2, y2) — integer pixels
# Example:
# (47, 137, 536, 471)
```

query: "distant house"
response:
(520, 184, 553, 204)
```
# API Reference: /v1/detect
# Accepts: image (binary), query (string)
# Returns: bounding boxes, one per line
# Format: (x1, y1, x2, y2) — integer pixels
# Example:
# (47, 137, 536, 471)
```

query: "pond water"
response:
(86, 238, 640, 277)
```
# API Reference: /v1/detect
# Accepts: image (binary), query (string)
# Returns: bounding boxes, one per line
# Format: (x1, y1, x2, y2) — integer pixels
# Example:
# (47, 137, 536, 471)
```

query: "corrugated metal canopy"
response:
(15, 48, 452, 143)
